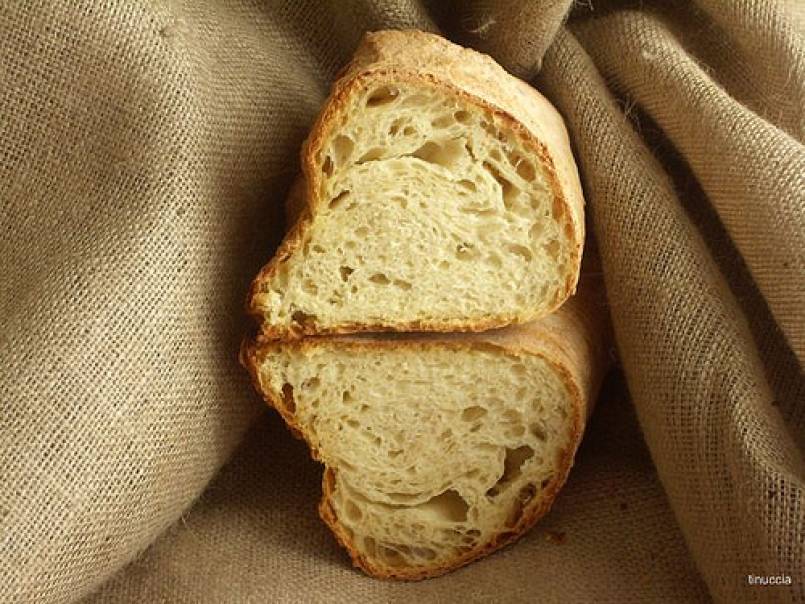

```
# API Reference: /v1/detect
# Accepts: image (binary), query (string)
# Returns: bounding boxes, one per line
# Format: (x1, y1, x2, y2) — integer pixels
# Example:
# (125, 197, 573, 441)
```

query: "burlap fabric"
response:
(0, 1, 802, 603)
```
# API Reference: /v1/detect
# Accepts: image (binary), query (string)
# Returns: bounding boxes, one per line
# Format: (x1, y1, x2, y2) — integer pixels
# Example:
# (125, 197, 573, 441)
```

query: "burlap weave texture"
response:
(1, 1, 802, 602)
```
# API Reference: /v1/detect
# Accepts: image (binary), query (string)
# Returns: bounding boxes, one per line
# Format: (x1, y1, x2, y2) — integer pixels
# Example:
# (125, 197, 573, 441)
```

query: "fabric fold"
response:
(573, 8, 805, 367)
(538, 25, 805, 603)
(0, 1, 802, 602)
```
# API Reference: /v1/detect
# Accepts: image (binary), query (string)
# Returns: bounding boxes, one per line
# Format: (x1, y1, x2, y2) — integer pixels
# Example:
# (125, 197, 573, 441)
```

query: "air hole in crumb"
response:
(438, 260, 450, 270)
(366, 86, 399, 107)
(502, 183, 518, 206)
(487, 446, 534, 497)
(412, 547, 436, 560)
(394, 279, 412, 290)
(455, 242, 477, 261)
(322, 155, 333, 177)
(483, 162, 518, 208)
(530, 423, 546, 440)
(388, 118, 406, 136)
(489, 149, 502, 162)
(291, 310, 315, 329)
(431, 114, 454, 128)
(302, 377, 320, 391)
(329, 190, 350, 210)
(281, 383, 295, 414)
(381, 547, 404, 566)
(418, 489, 469, 522)
(312, 244, 325, 253)
(458, 179, 477, 192)
(461, 406, 487, 422)
(505, 490, 531, 529)
(529, 221, 544, 239)
(454, 110, 471, 123)
(358, 147, 384, 162)
(507, 244, 533, 262)
(302, 279, 318, 295)
(520, 484, 536, 504)
(503, 409, 522, 423)
(342, 390, 353, 403)
(355, 226, 369, 238)
(363, 537, 377, 556)
(346, 419, 359, 429)
(402, 126, 416, 136)
(339, 266, 354, 281)
(544, 239, 561, 260)
(332, 135, 354, 165)
(460, 205, 497, 217)
(516, 158, 536, 181)
(412, 139, 464, 168)
(369, 273, 390, 285)
(389, 449, 403, 458)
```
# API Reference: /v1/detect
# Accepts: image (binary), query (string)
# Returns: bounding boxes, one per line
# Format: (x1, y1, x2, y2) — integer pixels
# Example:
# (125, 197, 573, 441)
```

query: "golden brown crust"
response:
(240, 280, 609, 579)
(248, 30, 585, 339)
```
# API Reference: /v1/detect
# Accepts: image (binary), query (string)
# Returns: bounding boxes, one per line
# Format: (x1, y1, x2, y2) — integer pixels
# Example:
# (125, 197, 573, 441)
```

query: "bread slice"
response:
(241, 277, 608, 579)
(249, 30, 585, 338)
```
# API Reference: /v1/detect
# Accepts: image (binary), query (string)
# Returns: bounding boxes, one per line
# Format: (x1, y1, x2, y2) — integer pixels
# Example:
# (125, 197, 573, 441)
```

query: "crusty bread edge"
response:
(248, 31, 584, 340)
(239, 335, 587, 580)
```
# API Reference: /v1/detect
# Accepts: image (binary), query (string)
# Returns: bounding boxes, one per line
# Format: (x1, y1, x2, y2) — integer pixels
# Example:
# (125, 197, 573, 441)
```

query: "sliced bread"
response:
(249, 30, 585, 338)
(241, 276, 608, 579)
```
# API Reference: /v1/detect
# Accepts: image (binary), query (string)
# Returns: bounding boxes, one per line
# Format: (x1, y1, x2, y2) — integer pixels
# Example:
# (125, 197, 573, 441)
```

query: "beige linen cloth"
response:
(1, 1, 803, 602)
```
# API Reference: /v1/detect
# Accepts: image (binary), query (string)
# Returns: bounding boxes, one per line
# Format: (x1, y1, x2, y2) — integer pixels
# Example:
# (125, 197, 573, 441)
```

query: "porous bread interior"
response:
(253, 81, 574, 331)
(260, 343, 574, 574)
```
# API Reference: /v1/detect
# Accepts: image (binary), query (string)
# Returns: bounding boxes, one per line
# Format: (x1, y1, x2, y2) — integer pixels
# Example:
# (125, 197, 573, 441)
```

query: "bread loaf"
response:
(242, 276, 608, 579)
(249, 30, 585, 338)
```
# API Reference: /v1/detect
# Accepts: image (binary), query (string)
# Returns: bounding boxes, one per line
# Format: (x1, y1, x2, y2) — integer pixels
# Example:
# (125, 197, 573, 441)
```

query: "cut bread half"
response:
(242, 277, 608, 579)
(249, 30, 585, 338)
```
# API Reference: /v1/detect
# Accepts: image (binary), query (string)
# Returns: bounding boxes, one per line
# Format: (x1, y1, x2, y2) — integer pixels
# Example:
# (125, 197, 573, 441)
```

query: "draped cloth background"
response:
(1, 1, 803, 602)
